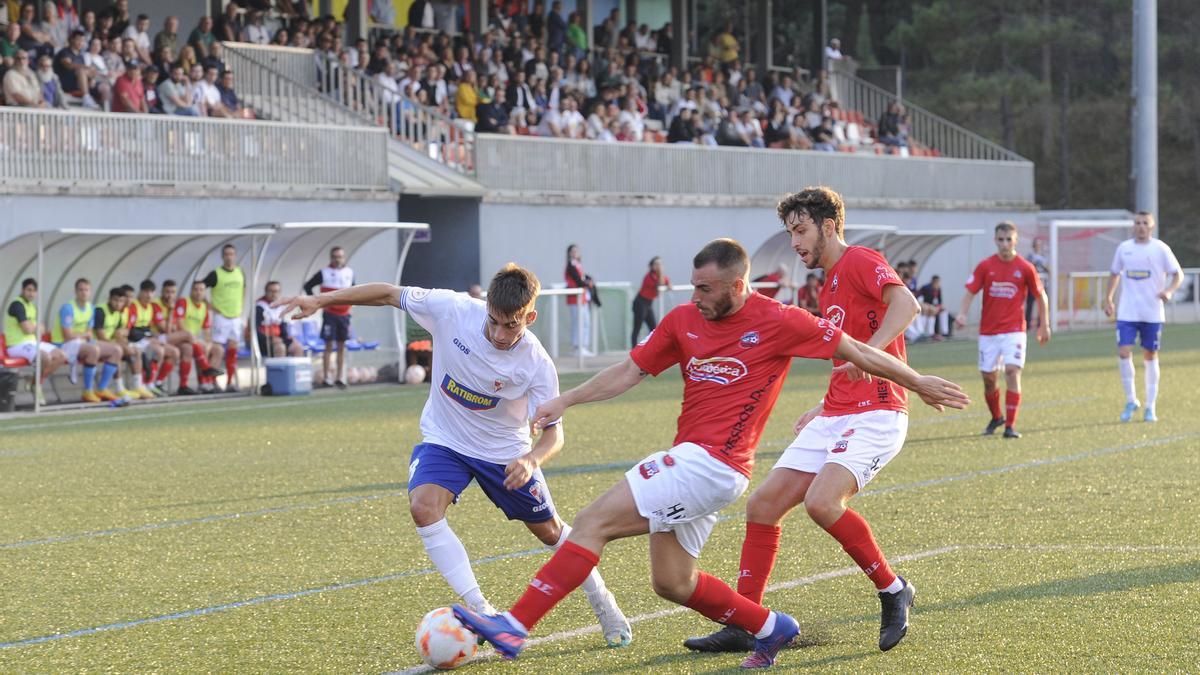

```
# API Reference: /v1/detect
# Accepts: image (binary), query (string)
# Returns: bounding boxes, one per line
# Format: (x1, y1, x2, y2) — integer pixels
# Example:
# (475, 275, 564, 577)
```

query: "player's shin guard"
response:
(82, 364, 96, 392)
(145, 360, 158, 385)
(985, 388, 1002, 420)
(684, 571, 770, 635)
(1119, 357, 1137, 404)
(192, 343, 212, 370)
(553, 524, 607, 596)
(1004, 391, 1021, 428)
(156, 360, 174, 383)
(178, 358, 192, 387)
(737, 522, 782, 605)
(509, 540, 597, 632)
(417, 519, 488, 610)
(225, 349, 237, 384)
(824, 509, 898, 591)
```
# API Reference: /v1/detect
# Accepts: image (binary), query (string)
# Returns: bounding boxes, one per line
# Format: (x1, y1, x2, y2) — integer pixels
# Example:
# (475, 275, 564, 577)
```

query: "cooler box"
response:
(265, 357, 312, 395)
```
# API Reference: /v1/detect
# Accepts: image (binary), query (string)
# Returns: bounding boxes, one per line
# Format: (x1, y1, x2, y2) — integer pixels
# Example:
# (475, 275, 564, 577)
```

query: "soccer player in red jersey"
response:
(955, 221, 1051, 438)
(686, 187, 927, 654)
(453, 239, 969, 669)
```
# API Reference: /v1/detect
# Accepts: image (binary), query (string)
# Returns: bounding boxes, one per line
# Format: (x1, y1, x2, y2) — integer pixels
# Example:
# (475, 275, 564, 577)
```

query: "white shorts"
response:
(624, 442, 750, 558)
(158, 333, 169, 344)
(978, 331, 1026, 371)
(774, 410, 909, 490)
(212, 314, 244, 346)
(8, 341, 57, 363)
(133, 337, 154, 352)
(60, 338, 86, 365)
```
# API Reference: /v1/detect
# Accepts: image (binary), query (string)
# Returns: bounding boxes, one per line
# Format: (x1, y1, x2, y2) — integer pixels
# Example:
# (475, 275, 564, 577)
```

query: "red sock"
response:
(156, 360, 174, 383)
(685, 572, 770, 634)
(145, 361, 159, 385)
(225, 349, 237, 384)
(510, 541, 598, 632)
(824, 509, 897, 590)
(985, 388, 1002, 420)
(179, 359, 192, 387)
(737, 523, 782, 604)
(1005, 391, 1021, 428)
(192, 343, 212, 370)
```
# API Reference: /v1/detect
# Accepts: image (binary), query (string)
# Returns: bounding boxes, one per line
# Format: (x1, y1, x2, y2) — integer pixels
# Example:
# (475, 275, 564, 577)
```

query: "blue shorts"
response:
(407, 442, 556, 523)
(1116, 321, 1162, 351)
(321, 313, 351, 343)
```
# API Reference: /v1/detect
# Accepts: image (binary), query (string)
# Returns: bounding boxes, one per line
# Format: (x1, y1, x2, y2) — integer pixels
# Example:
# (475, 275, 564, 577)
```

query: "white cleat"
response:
(587, 588, 632, 648)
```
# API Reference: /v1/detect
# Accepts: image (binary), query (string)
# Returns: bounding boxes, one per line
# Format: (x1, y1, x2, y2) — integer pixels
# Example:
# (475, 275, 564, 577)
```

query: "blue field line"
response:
(0, 395, 1099, 551)
(1, 429, 1195, 651)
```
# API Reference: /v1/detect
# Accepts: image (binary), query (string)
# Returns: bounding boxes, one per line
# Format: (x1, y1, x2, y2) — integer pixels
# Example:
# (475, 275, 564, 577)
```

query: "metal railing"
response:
(0, 107, 389, 191)
(313, 52, 476, 176)
(222, 42, 322, 89)
(829, 69, 1026, 162)
(222, 42, 363, 127)
(474, 134, 1034, 203)
(1064, 269, 1200, 329)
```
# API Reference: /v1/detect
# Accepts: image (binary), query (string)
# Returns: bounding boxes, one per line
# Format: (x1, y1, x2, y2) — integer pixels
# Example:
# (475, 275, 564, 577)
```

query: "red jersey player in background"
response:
(453, 238, 969, 669)
(955, 222, 1051, 438)
(686, 186, 926, 655)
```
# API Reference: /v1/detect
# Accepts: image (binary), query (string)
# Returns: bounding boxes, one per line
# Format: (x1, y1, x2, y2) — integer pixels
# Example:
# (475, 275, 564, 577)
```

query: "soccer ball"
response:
(405, 364, 427, 385)
(415, 607, 478, 670)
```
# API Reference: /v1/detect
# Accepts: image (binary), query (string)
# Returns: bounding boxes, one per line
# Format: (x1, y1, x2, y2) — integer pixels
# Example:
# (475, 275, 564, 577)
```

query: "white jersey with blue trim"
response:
(1110, 238, 1181, 323)
(399, 286, 561, 463)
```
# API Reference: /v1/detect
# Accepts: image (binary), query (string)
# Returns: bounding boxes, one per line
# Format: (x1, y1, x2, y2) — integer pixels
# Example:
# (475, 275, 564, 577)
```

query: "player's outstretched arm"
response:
(532, 356, 647, 428)
(832, 284, 919, 383)
(504, 423, 563, 490)
(275, 282, 402, 319)
(834, 334, 971, 412)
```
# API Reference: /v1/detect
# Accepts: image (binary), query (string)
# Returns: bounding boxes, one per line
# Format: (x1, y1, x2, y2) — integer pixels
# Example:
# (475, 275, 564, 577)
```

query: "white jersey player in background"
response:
(275, 264, 632, 647)
(1103, 211, 1184, 422)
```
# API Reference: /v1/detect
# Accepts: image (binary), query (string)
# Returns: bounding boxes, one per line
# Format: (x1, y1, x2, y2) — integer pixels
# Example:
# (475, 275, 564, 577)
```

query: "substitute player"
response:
(203, 243, 246, 392)
(52, 277, 122, 403)
(160, 279, 222, 395)
(5, 278, 67, 406)
(94, 287, 154, 400)
(685, 187, 923, 655)
(303, 246, 354, 388)
(454, 239, 969, 669)
(129, 280, 179, 396)
(274, 264, 633, 648)
(956, 222, 1051, 438)
(1103, 212, 1184, 422)
(175, 280, 226, 394)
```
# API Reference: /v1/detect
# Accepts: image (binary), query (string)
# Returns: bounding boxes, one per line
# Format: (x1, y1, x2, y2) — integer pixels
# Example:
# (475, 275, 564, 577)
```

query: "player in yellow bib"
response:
(5, 278, 67, 406)
(93, 286, 153, 401)
(174, 280, 226, 394)
(130, 280, 180, 396)
(203, 243, 246, 392)
(52, 277, 123, 403)
(160, 279, 222, 396)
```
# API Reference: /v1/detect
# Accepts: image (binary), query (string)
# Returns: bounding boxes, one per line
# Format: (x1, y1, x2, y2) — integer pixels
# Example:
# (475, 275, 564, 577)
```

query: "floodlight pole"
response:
(1132, 0, 1157, 217)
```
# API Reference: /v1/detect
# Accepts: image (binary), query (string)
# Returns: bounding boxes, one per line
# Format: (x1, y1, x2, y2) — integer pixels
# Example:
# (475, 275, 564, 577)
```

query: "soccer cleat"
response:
(684, 624, 755, 653)
(199, 383, 215, 394)
(1003, 426, 1021, 439)
(226, 381, 240, 393)
(586, 588, 632, 647)
(81, 391, 101, 404)
(175, 386, 196, 396)
(1120, 401, 1140, 422)
(879, 577, 915, 651)
(116, 389, 136, 400)
(201, 366, 224, 378)
(740, 612, 800, 669)
(468, 600, 498, 646)
(136, 387, 156, 399)
(35, 388, 47, 407)
(335, 380, 348, 390)
(982, 417, 1005, 435)
(96, 389, 119, 402)
(1143, 406, 1157, 422)
(149, 383, 166, 397)
(452, 605, 527, 660)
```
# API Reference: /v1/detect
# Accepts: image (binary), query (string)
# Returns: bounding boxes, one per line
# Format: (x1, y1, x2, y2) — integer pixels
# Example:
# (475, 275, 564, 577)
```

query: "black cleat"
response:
(1003, 426, 1021, 439)
(879, 577, 915, 652)
(982, 417, 1005, 435)
(201, 366, 224, 378)
(683, 624, 754, 653)
(176, 386, 197, 396)
(335, 380, 348, 390)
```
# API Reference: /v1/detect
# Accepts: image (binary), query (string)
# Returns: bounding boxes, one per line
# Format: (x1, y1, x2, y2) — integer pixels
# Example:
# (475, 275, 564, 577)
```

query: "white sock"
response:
(1144, 359, 1160, 408)
(754, 611, 777, 639)
(553, 523, 607, 596)
(1119, 357, 1137, 404)
(881, 577, 905, 594)
(937, 312, 949, 335)
(416, 519, 488, 609)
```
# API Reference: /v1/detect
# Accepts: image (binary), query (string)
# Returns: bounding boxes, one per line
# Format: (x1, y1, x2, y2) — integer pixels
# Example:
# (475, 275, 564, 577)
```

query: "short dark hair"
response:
(222, 243, 236, 253)
(75, 277, 90, 289)
(265, 280, 281, 289)
(136, 14, 149, 21)
(776, 186, 846, 237)
(21, 277, 36, 290)
(140, 279, 156, 292)
(109, 287, 124, 299)
(931, 275, 941, 282)
(995, 221, 1018, 234)
(162, 279, 177, 289)
(192, 279, 206, 288)
(331, 246, 344, 255)
(487, 263, 540, 317)
(693, 238, 748, 278)
(1135, 210, 1156, 224)
(119, 284, 135, 294)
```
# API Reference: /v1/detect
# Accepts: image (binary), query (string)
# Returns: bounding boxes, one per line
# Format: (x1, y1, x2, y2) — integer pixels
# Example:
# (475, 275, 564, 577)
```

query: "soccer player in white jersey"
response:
(275, 264, 632, 647)
(1103, 212, 1184, 422)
